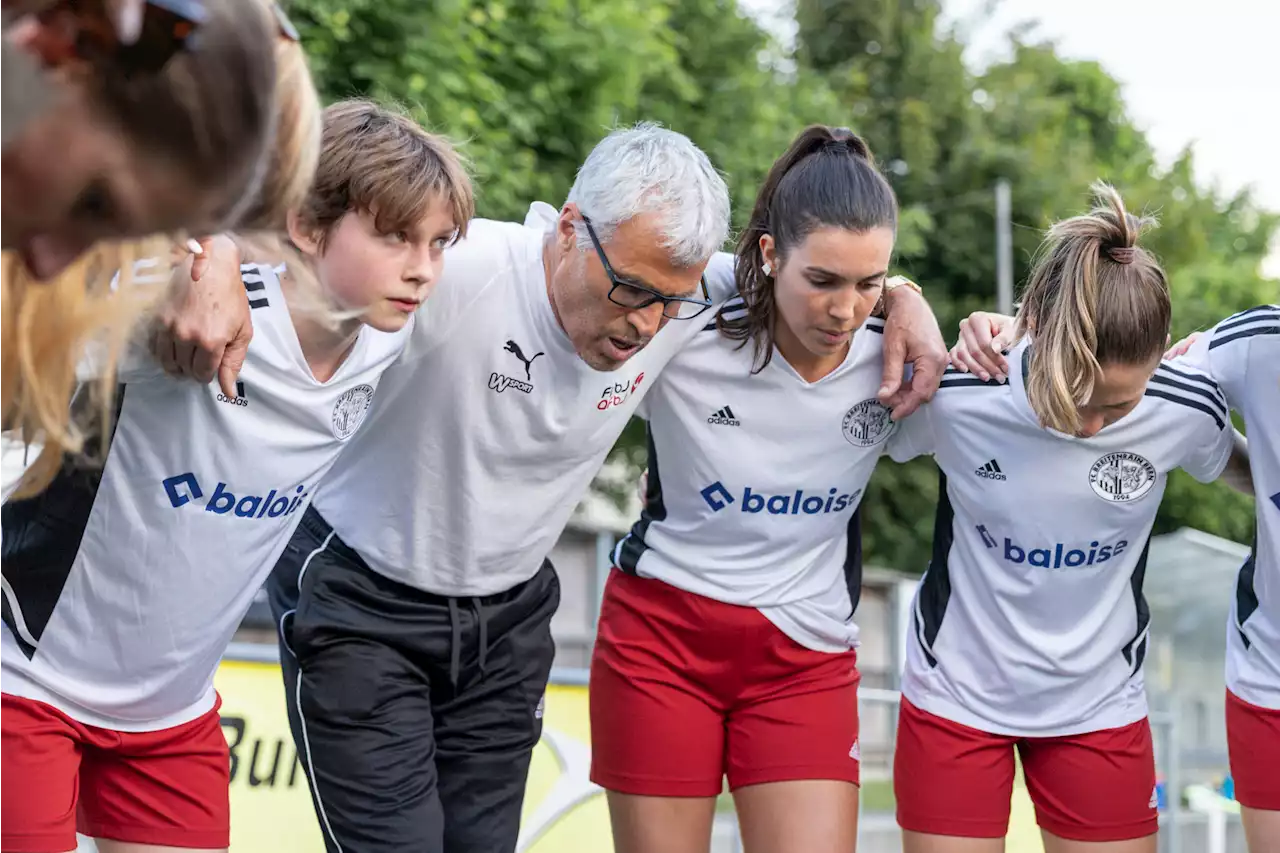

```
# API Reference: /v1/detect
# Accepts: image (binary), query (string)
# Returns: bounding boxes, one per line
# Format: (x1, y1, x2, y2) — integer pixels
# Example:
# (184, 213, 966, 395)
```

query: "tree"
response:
(288, 0, 1277, 571)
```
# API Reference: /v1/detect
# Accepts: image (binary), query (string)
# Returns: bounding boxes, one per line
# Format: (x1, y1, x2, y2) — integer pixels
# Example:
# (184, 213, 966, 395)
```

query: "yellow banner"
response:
(213, 659, 613, 852)
(214, 658, 1043, 852)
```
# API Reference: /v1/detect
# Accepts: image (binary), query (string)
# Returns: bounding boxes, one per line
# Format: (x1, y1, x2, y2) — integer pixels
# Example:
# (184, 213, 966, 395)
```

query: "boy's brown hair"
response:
(296, 99, 474, 247)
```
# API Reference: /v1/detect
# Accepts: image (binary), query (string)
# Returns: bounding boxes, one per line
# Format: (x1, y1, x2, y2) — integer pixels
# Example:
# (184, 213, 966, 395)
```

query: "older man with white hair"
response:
(165, 122, 947, 853)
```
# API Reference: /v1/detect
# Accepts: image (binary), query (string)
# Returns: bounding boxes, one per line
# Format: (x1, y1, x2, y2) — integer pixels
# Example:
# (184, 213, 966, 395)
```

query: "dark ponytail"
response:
(720, 125, 897, 372)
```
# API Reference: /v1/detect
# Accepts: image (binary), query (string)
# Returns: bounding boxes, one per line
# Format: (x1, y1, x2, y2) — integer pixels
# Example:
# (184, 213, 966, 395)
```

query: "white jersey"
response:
(1183, 306, 1280, 709)
(311, 205, 735, 596)
(889, 337, 1234, 736)
(614, 308, 891, 652)
(1, 263, 410, 731)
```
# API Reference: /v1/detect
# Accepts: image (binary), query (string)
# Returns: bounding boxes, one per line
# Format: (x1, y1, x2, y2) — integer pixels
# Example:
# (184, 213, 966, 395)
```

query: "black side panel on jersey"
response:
(914, 470, 953, 667)
(616, 427, 667, 574)
(1234, 537, 1259, 650)
(1, 386, 126, 659)
(1121, 538, 1153, 676)
(843, 508, 863, 617)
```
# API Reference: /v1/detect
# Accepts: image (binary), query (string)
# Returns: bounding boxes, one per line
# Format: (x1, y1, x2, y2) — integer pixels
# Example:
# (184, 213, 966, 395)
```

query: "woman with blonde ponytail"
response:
(2, 0, 322, 500)
(887, 182, 1252, 853)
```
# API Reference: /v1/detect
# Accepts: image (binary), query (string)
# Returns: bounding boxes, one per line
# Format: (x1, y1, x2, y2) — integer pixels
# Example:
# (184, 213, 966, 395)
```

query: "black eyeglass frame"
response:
(581, 214, 712, 321)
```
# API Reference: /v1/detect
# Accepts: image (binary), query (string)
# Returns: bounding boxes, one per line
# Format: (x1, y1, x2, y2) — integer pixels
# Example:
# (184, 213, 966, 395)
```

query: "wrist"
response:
(880, 276, 924, 317)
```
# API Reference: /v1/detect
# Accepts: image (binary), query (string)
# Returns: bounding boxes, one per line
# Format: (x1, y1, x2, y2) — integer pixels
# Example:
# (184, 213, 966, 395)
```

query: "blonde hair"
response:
(1, 242, 171, 498)
(1, 5, 325, 499)
(235, 31, 323, 233)
(1015, 181, 1171, 434)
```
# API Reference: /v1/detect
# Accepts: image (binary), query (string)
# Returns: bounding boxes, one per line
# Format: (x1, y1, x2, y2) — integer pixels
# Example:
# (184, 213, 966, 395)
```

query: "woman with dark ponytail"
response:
(591, 125, 925, 853)
(887, 183, 1252, 853)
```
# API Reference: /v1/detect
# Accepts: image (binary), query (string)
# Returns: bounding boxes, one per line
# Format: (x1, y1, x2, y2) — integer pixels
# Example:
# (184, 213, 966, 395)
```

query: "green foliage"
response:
(290, 0, 1276, 571)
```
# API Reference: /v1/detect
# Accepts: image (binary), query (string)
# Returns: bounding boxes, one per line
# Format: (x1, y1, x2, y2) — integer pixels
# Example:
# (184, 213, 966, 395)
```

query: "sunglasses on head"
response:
(32, 0, 206, 75)
(16, 0, 303, 72)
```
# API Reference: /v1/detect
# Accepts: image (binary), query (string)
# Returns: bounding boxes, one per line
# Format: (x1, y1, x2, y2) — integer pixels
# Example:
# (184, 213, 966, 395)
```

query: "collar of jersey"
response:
(1009, 337, 1135, 443)
(769, 323, 872, 387)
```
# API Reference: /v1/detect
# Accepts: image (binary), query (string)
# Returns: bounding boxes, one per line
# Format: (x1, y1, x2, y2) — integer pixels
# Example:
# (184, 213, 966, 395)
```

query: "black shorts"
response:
(267, 505, 559, 853)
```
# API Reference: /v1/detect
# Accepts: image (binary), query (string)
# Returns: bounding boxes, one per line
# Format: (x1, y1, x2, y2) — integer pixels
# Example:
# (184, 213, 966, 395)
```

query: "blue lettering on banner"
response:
(976, 524, 1128, 569)
(700, 480, 862, 516)
(161, 472, 308, 519)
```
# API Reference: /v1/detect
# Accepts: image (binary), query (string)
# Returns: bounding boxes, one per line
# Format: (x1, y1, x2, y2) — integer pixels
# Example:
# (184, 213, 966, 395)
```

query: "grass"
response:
(714, 778, 896, 814)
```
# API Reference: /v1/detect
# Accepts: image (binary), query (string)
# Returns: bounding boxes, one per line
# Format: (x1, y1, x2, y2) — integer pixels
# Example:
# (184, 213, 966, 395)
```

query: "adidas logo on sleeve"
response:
(707, 405, 740, 427)
(975, 459, 1006, 481)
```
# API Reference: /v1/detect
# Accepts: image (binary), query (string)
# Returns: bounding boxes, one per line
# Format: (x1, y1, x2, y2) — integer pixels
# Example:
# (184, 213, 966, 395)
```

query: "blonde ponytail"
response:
(1015, 181, 1170, 434)
(2, 240, 173, 498)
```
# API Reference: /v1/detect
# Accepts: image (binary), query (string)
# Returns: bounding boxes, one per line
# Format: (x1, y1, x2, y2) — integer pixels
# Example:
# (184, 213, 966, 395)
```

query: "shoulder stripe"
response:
(865, 320, 885, 335)
(1149, 369, 1227, 420)
(1208, 324, 1280, 350)
(1155, 361, 1219, 391)
(938, 375, 1005, 390)
(240, 263, 273, 310)
(1220, 304, 1280, 329)
(1143, 388, 1226, 431)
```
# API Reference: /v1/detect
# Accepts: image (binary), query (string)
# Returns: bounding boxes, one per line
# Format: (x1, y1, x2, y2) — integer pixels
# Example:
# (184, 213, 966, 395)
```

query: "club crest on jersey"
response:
(1088, 451, 1156, 503)
(332, 384, 375, 440)
(842, 399, 895, 447)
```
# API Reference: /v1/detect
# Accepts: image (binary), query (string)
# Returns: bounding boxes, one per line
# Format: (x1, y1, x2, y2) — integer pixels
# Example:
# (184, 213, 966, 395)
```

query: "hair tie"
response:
(1106, 246, 1136, 265)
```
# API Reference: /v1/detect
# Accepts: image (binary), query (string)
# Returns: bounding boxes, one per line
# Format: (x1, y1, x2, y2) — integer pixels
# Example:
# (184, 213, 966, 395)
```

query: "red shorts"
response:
(895, 697, 1157, 842)
(1, 692, 231, 852)
(589, 568, 860, 797)
(1226, 688, 1280, 810)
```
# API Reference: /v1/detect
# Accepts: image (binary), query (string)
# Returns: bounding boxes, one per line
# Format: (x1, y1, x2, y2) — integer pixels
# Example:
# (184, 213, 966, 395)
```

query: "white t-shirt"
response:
(311, 205, 736, 596)
(614, 307, 891, 652)
(1, 263, 410, 731)
(888, 337, 1234, 736)
(1182, 305, 1280, 710)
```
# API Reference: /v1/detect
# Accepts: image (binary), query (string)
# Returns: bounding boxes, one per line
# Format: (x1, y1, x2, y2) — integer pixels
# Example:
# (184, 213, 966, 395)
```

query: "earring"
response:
(762, 261, 773, 277)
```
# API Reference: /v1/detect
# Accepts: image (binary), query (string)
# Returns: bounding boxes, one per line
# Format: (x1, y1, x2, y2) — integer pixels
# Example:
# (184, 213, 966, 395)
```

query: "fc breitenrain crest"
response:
(1088, 451, 1156, 503)
(842, 399, 895, 448)
(332, 384, 375, 439)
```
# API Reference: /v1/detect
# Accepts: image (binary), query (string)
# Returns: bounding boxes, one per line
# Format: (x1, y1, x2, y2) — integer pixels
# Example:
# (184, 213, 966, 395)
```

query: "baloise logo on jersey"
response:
(976, 524, 1129, 569)
(161, 473, 308, 520)
(700, 481, 862, 516)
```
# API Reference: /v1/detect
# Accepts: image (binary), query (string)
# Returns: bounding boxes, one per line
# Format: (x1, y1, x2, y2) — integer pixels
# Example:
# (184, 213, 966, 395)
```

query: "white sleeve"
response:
(703, 251, 738, 304)
(408, 219, 533, 354)
(1178, 307, 1272, 413)
(886, 404, 936, 462)
(74, 334, 165, 384)
(1179, 406, 1235, 484)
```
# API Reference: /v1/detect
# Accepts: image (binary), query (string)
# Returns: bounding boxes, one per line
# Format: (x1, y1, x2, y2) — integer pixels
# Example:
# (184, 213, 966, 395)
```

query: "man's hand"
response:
(949, 312, 1016, 382)
(878, 286, 947, 420)
(150, 234, 251, 398)
(1163, 332, 1201, 361)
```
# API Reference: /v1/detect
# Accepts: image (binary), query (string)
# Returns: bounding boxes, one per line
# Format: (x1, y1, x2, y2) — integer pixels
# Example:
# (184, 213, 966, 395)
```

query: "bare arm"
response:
(1221, 430, 1253, 497)
(877, 284, 947, 421)
(150, 234, 251, 398)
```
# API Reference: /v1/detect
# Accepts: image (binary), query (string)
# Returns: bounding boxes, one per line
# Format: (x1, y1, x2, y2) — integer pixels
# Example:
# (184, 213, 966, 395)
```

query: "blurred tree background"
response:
(291, 0, 1274, 571)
